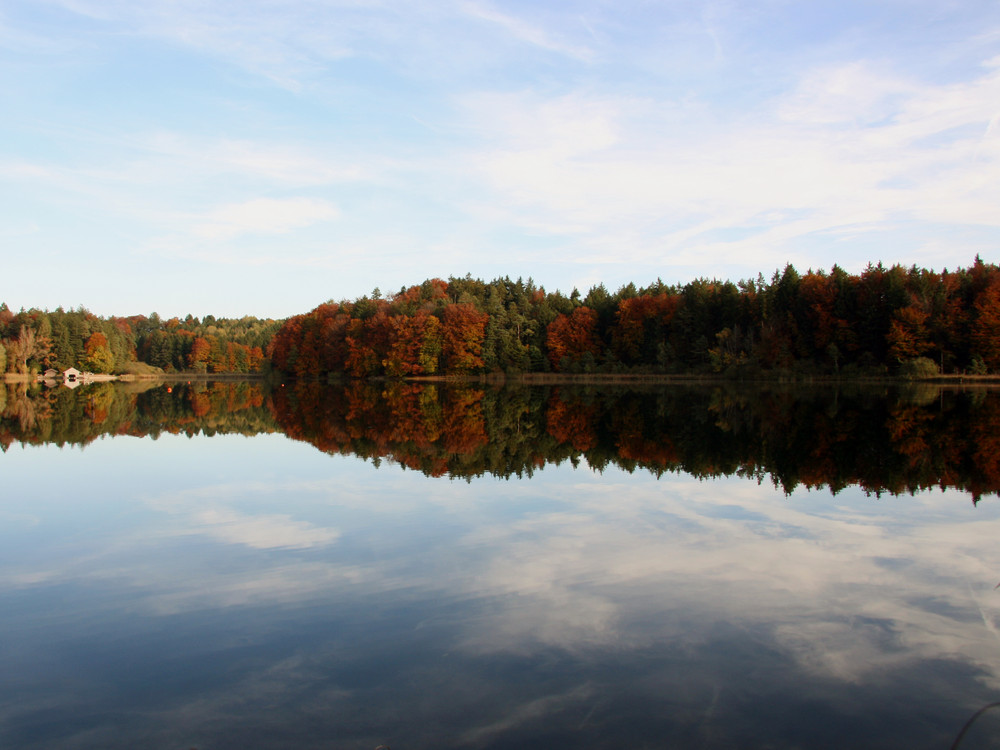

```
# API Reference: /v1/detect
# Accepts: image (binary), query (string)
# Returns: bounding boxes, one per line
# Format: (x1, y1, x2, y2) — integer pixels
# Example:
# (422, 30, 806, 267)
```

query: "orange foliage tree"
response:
(384, 312, 442, 376)
(440, 303, 488, 373)
(971, 278, 1000, 371)
(887, 301, 931, 363)
(546, 306, 601, 370)
(187, 336, 211, 370)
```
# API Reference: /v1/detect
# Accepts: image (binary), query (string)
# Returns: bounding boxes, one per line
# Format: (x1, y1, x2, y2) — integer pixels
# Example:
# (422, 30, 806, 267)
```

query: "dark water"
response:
(2, 380, 1000, 749)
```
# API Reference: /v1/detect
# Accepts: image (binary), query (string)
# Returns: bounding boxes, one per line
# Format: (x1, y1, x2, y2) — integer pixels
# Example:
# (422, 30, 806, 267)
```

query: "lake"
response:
(2, 380, 1000, 749)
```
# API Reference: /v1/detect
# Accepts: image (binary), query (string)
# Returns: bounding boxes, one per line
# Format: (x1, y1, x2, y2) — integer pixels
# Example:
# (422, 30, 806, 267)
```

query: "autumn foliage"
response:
(546, 307, 601, 370)
(0, 305, 276, 375)
(269, 259, 1000, 379)
(270, 282, 490, 379)
(270, 380, 488, 477)
(5, 258, 1000, 378)
(262, 380, 1000, 499)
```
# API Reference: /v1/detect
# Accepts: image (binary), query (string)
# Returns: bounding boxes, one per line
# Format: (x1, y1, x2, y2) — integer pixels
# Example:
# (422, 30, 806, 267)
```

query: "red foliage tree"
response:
(971, 278, 1000, 371)
(797, 272, 839, 356)
(187, 336, 211, 370)
(887, 302, 931, 363)
(384, 312, 442, 377)
(440, 303, 488, 373)
(84, 331, 108, 356)
(546, 306, 601, 370)
(268, 315, 304, 372)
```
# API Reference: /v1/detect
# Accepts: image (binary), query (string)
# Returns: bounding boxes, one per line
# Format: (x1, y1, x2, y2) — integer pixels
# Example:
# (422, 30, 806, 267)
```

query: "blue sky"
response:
(2, 0, 999, 319)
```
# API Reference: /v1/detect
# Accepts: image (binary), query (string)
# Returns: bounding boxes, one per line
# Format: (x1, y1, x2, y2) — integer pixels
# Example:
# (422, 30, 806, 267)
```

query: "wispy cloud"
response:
(38, 0, 359, 87)
(192, 197, 340, 241)
(439, 474, 1000, 694)
(186, 506, 341, 549)
(461, 684, 596, 744)
(140, 134, 373, 186)
(3, 0, 1000, 313)
(456, 53, 1000, 275)
(143, 479, 343, 551)
(457, 0, 595, 61)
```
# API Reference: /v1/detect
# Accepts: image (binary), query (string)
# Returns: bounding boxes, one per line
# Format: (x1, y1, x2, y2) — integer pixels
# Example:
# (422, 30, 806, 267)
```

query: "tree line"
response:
(0, 306, 281, 375)
(4, 257, 999, 378)
(270, 258, 1000, 379)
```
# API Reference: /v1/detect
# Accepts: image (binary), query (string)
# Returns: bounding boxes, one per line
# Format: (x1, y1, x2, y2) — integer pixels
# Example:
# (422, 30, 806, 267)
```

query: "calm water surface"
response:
(2, 384, 1000, 748)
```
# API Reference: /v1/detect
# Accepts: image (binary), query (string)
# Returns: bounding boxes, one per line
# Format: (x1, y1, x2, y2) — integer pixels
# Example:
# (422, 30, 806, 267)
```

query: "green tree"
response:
(85, 345, 115, 373)
(84, 332, 115, 373)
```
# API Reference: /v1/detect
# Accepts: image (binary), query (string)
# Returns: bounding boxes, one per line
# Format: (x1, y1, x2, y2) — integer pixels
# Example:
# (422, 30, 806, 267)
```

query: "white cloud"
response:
(5, 0, 1000, 312)
(777, 62, 917, 125)
(455, 54, 1000, 274)
(0, 160, 58, 180)
(143, 479, 343, 551)
(192, 197, 340, 240)
(6, 447, 1000, 695)
(432, 475, 1000, 678)
(187, 507, 341, 549)
(139, 134, 373, 186)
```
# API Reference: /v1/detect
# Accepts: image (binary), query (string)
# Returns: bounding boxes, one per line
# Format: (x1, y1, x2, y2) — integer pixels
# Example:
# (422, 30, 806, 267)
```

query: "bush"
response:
(899, 357, 939, 380)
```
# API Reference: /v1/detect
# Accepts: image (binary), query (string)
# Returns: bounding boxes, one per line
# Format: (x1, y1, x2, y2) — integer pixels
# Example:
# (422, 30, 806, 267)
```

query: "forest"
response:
(0, 305, 280, 376)
(271, 258, 1000, 379)
(3, 257, 1000, 378)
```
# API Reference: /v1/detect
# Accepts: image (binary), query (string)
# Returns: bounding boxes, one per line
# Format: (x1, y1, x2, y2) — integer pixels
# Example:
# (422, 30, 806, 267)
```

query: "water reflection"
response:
(2, 381, 1000, 748)
(4, 379, 1000, 497)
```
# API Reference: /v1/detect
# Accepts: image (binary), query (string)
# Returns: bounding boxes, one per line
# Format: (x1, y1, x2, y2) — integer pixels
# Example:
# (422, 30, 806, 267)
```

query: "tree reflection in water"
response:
(3, 378, 1000, 749)
(3, 379, 1000, 499)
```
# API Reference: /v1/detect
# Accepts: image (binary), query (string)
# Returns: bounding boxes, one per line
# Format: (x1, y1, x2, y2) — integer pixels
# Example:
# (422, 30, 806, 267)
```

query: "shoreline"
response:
(5, 371, 1000, 388)
(400, 372, 1000, 387)
(1, 371, 267, 383)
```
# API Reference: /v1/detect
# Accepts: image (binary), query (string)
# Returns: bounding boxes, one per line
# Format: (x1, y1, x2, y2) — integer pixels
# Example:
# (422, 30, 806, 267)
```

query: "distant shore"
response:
(5, 371, 1000, 387)
(407, 371, 1000, 385)
(2, 371, 267, 384)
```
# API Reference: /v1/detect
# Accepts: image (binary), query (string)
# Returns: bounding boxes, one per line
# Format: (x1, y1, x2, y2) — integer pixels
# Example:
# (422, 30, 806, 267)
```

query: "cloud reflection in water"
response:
(1, 432, 1000, 748)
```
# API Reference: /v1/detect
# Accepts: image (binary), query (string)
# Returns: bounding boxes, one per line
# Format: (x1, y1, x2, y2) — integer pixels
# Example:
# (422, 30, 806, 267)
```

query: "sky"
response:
(2, 0, 999, 319)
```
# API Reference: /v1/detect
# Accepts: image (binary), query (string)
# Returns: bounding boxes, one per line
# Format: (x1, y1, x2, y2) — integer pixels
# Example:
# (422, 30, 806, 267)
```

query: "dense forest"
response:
(0, 305, 280, 375)
(3, 257, 999, 378)
(271, 258, 1000, 379)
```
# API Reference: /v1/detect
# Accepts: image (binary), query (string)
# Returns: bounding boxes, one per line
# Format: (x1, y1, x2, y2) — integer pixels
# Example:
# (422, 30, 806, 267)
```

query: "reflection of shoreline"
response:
(273, 382, 1000, 498)
(4, 380, 1000, 499)
(120, 372, 268, 380)
(2, 372, 268, 383)
(405, 372, 1000, 386)
(0, 380, 277, 449)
